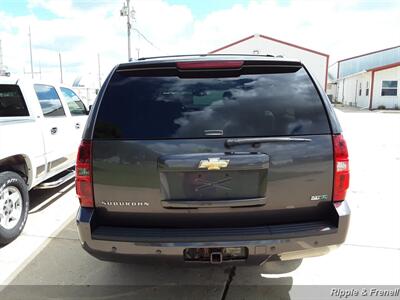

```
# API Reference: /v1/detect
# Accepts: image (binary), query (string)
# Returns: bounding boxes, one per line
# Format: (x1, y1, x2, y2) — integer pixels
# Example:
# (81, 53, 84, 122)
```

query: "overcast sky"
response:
(0, 0, 399, 85)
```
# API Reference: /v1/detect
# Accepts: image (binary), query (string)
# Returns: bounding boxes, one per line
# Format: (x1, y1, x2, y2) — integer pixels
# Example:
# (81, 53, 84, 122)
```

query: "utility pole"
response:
(127, 0, 131, 62)
(59, 52, 63, 83)
(97, 53, 101, 88)
(0, 40, 7, 76)
(0, 40, 3, 74)
(29, 26, 34, 79)
(120, 0, 135, 62)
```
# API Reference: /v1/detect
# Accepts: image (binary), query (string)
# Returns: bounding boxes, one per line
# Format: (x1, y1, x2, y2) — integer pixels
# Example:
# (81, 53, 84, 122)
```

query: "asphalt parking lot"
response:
(0, 108, 399, 299)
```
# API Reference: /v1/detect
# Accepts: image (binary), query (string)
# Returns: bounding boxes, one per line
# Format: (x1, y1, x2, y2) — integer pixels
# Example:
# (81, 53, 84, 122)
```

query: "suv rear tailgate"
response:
(90, 61, 335, 228)
(92, 135, 333, 227)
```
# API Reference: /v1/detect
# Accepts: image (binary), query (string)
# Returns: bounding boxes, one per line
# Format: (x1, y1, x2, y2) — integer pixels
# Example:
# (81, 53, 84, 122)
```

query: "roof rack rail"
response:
(137, 53, 276, 61)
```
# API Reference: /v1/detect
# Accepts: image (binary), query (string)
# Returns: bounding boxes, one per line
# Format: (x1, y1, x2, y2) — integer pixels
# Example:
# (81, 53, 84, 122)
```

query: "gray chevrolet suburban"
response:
(75, 55, 350, 265)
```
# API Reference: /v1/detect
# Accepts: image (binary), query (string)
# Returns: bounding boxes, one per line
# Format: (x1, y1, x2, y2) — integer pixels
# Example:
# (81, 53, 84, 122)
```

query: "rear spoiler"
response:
(116, 60, 302, 75)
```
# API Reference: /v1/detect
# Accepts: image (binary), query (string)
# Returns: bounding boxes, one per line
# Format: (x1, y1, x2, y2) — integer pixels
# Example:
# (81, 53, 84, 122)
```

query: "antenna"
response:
(59, 52, 63, 83)
(29, 26, 34, 79)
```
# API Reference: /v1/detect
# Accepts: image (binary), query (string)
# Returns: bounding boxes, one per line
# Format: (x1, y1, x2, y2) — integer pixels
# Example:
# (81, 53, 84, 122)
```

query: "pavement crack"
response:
(221, 266, 236, 300)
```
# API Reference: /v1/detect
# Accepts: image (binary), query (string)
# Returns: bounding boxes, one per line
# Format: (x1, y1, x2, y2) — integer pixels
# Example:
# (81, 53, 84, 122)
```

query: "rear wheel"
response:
(0, 171, 29, 246)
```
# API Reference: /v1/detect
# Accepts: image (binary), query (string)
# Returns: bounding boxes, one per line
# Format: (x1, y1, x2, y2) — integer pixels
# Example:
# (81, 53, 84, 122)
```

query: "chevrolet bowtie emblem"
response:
(198, 158, 230, 171)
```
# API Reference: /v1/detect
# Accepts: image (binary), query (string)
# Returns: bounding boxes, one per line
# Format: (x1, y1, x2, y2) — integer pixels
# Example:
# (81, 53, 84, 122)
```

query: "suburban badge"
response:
(198, 158, 230, 171)
(101, 201, 150, 207)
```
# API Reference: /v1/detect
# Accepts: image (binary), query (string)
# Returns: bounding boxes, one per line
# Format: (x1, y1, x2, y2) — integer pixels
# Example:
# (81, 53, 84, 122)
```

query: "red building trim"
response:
(367, 61, 400, 72)
(209, 35, 256, 54)
(325, 56, 329, 91)
(259, 34, 329, 57)
(369, 71, 375, 110)
(337, 64, 340, 80)
(337, 48, 400, 79)
(209, 34, 330, 91)
(368, 61, 400, 110)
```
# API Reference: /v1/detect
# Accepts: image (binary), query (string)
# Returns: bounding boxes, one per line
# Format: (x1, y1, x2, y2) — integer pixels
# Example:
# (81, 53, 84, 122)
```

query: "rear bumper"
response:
(76, 201, 350, 265)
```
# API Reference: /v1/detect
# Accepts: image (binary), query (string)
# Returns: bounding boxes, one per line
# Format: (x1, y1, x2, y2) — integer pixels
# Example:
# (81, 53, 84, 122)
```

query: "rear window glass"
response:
(0, 85, 29, 117)
(94, 67, 330, 139)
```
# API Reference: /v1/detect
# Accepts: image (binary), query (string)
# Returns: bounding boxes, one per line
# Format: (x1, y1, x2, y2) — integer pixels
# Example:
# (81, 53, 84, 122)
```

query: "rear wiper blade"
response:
(225, 137, 312, 148)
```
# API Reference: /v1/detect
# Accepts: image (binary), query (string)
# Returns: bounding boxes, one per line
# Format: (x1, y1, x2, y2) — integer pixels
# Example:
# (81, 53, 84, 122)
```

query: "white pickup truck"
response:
(0, 77, 88, 245)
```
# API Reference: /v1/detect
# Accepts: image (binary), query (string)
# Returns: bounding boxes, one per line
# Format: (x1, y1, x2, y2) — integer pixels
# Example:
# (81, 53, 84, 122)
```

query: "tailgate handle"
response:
(225, 137, 311, 148)
(161, 197, 266, 209)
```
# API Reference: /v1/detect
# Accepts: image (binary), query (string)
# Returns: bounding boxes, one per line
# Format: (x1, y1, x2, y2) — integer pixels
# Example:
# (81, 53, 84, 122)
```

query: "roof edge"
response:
(209, 35, 255, 54)
(258, 34, 329, 57)
(338, 45, 400, 63)
(209, 34, 329, 58)
(368, 61, 400, 72)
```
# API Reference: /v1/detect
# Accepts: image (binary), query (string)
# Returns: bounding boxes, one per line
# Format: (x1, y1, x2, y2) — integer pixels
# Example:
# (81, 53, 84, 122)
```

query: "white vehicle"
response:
(0, 77, 88, 245)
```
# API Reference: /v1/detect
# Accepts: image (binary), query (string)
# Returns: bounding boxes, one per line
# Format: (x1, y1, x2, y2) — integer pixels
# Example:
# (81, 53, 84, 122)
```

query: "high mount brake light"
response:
(76, 140, 94, 208)
(333, 134, 350, 202)
(176, 60, 244, 70)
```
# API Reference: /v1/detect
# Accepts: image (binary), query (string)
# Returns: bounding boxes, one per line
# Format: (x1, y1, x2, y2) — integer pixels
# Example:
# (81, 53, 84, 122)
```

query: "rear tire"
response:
(0, 171, 29, 246)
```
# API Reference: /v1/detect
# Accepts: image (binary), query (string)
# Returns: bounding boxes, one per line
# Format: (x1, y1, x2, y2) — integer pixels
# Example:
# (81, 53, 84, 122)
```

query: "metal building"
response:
(330, 46, 400, 109)
(209, 34, 330, 90)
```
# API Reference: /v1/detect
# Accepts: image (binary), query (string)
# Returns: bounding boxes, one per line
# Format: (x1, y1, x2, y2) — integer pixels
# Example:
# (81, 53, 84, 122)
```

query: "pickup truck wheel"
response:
(0, 171, 29, 246)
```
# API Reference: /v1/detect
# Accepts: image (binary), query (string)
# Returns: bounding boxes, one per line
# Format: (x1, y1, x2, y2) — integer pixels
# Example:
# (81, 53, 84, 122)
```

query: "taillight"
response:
(76, 140, 94, 207)
(176, 60, 243, 70)
(333, 134, 350, 202)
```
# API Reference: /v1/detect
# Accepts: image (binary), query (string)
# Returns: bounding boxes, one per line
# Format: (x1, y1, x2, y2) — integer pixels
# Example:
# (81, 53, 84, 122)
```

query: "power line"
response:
(133, 28, 165, 54)
(119, 2, 164, 57)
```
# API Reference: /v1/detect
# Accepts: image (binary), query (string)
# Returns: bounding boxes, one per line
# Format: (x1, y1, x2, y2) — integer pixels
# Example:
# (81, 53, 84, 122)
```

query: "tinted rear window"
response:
(0, 85, 29, 117)
(94, 67, 330, 139)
